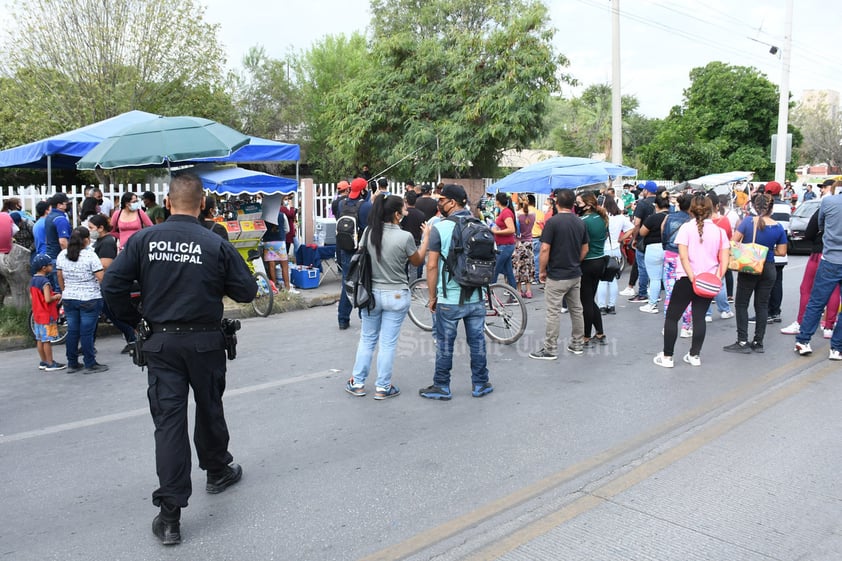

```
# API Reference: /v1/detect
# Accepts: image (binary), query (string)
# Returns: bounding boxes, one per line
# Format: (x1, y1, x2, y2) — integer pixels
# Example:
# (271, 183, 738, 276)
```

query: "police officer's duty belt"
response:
(147, 322, 221, 333)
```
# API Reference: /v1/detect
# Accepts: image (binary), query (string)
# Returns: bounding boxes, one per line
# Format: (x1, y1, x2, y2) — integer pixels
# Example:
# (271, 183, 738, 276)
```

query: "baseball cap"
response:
(644, 180, 658, 193)
(337, 180, 350, 193)
(440, 184, 468, 206)
(349, 177, 367, 200)
(30, 253, 52, 275)
(764, 181, 782, 195)
(820, 179, 835, 187)
(49, 192, 69, 206)
(419, 184, 432, 194)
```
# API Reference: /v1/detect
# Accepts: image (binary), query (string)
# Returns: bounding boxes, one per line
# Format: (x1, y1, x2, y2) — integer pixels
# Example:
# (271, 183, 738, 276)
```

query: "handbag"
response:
(693, 271, 722, 298)
(343, 228, 375, 310)
(728, 217, 768, 275)
(599, 223, 622, 282)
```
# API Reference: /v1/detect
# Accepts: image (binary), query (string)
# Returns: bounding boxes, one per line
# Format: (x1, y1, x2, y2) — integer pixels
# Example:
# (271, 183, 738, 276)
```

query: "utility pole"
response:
(611, 0, 622, 166)
(774, 0, 794, 182)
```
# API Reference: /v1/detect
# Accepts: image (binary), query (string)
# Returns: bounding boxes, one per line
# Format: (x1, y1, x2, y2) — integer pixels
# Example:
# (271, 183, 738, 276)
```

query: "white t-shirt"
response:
(56, 246, 103, 301)
(605, 214, 633, 252)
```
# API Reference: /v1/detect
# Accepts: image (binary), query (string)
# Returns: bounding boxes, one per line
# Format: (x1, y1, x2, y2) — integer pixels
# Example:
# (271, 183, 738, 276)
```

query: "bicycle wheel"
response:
(484, 283, 527, 344)
(407, 277, 433, 331)
(251, 272, 274, 317)
(30, 308, 68, 345)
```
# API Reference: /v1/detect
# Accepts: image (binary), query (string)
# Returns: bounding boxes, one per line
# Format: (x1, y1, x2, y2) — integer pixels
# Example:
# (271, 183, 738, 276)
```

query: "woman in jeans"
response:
(661, 193, 693, 337)
(723, 194, 787, 353)
(491, 192, 517, 288)
(577, 192, 608, 346)
(345, 195, 429, 399)
(637, 190, 670, 313)
(57, 226, 107, 373)
(655, 194, 729, 368)
(597, 196, 633, 314)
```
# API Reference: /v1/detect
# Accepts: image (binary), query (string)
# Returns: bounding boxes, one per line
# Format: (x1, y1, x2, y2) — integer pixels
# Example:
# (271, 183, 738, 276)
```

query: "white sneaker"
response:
(680, 327, 693, 338)
(780, 321, 800, 335)
(561, 307, 569, 314)
(823, 328, 833, 339)
(829, 349, 842, 361)
(795, 342, 812, 356)
(639, 303, 658, 314)
(705, 315, 712, 323)
(721, 311, 734, 319)
(653, 352, 674, 368)
(620, 287, 636, 296)
(683, 353, 701, 367)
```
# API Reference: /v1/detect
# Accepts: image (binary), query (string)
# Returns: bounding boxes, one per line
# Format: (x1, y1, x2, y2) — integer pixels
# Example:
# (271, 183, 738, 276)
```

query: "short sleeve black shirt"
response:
(540, 212, 588, 280)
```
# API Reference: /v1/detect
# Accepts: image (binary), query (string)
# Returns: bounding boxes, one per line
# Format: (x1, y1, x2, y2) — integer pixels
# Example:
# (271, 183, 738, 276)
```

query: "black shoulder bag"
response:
(343, 228, 375, 310)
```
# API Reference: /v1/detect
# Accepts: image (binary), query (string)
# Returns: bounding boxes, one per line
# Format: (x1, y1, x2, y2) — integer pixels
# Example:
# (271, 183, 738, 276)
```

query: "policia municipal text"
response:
(101, 172, 257, 545)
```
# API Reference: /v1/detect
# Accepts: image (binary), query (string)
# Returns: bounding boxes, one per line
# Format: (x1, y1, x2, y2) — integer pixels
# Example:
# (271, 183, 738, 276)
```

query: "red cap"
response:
(349, 178, 367, 200)
(764, 181, 782, 195)
(337, 180, 350, 193)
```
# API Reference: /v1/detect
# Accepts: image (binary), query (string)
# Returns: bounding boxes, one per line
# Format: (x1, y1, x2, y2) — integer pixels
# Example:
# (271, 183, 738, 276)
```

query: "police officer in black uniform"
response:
(101, 172, 257, 546)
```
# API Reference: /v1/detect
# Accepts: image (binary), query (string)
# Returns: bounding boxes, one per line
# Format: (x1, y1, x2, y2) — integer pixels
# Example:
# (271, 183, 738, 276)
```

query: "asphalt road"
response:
(2, 255, 841, 561)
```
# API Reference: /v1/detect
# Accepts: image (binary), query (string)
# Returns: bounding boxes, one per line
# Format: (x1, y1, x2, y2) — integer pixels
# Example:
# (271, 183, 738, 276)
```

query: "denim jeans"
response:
(706, 283, 730, 317)
(434, 301, 489, 387)
(532, 239, 542, 283)
(494, 243, 516, 287)
(644, 243, 664, 306)
(351, 288, 411, 389)
(337, 248, 353, 326)
(64, 298, 103, 367)
(797, 258, 842, 349)
(635, 246, 649, 297)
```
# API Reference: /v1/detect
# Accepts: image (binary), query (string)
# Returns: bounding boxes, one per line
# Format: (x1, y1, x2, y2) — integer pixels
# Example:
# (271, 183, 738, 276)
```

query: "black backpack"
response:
(336, 198, 361, 251)
(441, 215, 497, 303)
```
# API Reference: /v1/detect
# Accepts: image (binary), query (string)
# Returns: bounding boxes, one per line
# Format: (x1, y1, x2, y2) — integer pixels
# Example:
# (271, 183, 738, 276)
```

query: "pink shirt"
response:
(0, 213, 13, 253)
(111, 209, 153, 248)
(674, 219, 729, 278)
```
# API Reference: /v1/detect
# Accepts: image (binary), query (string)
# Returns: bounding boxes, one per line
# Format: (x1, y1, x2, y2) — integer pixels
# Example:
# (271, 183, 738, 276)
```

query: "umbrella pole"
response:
(47, 155, 52, 192)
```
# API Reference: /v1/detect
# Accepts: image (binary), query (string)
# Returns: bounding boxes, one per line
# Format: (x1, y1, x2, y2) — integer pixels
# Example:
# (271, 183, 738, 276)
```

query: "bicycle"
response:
(245, 248, 274, 317)
(407, 278, 527, 344)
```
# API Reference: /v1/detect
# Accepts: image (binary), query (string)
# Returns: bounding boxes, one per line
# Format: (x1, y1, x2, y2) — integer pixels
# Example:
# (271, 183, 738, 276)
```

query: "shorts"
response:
(263, 241, 288, 262)
(33, 322, 56, 343)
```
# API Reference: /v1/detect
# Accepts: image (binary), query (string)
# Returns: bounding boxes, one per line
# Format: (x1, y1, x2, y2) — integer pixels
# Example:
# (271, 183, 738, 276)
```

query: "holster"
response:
(130, 320, 151, 368)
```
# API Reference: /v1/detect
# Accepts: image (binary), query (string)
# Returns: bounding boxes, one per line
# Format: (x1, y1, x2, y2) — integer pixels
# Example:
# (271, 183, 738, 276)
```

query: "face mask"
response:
(437, 202, 449, 217)
(130, 201, 142, 211)
(89, 229, 100, 240)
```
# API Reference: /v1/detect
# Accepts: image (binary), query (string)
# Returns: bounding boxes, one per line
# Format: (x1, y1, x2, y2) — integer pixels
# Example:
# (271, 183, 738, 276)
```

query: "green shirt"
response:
(146, 205, 166, 224)
(581, 213, 607, 260)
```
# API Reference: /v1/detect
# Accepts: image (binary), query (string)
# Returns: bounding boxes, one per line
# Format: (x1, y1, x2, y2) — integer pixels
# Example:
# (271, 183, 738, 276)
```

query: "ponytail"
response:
(368, 194, 404, 260)
(752, 193, 773, 231)
(580, 192, 609, 226)
(688, 193, 713, 242)
(67, 226, 90, 262)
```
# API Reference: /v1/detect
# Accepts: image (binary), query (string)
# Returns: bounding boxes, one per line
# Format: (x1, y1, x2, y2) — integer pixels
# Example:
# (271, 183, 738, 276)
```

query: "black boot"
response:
(152, 504, 181, 546)
(206, 463, 243, 494)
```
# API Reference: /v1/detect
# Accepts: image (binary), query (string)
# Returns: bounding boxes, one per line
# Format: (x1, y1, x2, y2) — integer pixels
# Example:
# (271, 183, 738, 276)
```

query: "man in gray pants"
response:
(529, 188, 589, 360)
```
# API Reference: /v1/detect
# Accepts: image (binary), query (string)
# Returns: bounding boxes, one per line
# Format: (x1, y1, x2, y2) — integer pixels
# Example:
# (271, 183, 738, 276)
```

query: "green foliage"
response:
(290, 33, 374, 181)
(641, 61, 800, 181)
(0, 0, 236, 186)
(320, 0, 572, 180)
(0, 305, 31, 338)
(232, 46, 296, 140)
(791, 95, 842, 168)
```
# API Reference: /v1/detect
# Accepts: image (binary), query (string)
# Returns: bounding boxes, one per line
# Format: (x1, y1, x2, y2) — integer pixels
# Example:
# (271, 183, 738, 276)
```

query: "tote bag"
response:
(728, 217, 768, 275)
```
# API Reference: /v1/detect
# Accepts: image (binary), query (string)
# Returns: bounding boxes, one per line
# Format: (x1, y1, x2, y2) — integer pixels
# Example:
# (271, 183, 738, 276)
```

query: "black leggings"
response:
(580, 258, 605, 338)
(663, 277, 712, 357)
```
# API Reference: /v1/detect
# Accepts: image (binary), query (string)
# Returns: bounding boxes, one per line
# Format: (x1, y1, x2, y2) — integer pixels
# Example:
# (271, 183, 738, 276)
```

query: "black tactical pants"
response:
(144, 331, 233, 508)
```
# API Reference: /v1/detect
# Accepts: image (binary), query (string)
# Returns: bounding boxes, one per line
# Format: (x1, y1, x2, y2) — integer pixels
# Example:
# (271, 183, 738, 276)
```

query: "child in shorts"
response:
(30, 254, 65, 371)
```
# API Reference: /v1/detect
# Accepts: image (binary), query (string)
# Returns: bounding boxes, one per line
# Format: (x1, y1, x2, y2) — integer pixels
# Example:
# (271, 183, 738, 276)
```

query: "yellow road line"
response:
(358, 355, 825, 561)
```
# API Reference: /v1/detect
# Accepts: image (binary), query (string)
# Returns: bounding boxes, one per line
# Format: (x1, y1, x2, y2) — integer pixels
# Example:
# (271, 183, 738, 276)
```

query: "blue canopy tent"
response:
(0, 110, 159, 185)
(195, 167, 297, 196)
(191, 136, 300, 165)
(491, 157, 637, 194)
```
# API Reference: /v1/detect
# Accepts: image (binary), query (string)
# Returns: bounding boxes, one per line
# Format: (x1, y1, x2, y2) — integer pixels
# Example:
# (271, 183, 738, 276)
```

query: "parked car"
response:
(788, 199, 821, 255)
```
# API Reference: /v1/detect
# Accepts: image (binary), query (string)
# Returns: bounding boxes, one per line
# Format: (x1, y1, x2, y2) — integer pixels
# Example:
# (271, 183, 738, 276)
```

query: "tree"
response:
(791, 95, 842, 169)
(291, 33, 374, 181)
(322, 0, 573, 180)
(0, 0, 233, 140)
(232, 46, 296, 141)
(640, 62, 800, 181)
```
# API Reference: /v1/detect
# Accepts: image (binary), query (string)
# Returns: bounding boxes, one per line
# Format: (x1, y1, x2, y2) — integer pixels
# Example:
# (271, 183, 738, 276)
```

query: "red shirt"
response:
(30, 274, 58, 324)
(713, 215, 732, 239)
(494, 207, 516, 245)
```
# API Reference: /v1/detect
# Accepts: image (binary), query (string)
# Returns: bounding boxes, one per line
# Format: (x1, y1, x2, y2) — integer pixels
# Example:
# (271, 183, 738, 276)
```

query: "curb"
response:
(0, 292, 342, 352)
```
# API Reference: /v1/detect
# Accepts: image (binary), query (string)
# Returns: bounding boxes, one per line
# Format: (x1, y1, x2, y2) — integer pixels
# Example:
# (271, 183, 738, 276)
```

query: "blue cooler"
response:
(291, 266, 320, 289)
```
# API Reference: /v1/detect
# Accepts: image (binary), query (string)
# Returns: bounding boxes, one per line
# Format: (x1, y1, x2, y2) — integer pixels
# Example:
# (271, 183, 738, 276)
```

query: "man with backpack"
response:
(420, 184, 494, 400)
(334, 177, 372, 330)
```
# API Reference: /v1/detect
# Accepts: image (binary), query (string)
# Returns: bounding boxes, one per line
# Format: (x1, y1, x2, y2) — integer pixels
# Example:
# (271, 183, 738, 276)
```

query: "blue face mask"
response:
(129, 201, 142, 211)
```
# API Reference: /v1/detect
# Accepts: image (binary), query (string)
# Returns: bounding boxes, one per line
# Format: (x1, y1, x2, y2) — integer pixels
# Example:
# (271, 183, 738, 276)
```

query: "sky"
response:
(197, 0, 842, 118)
(0, 0, 839, 119)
